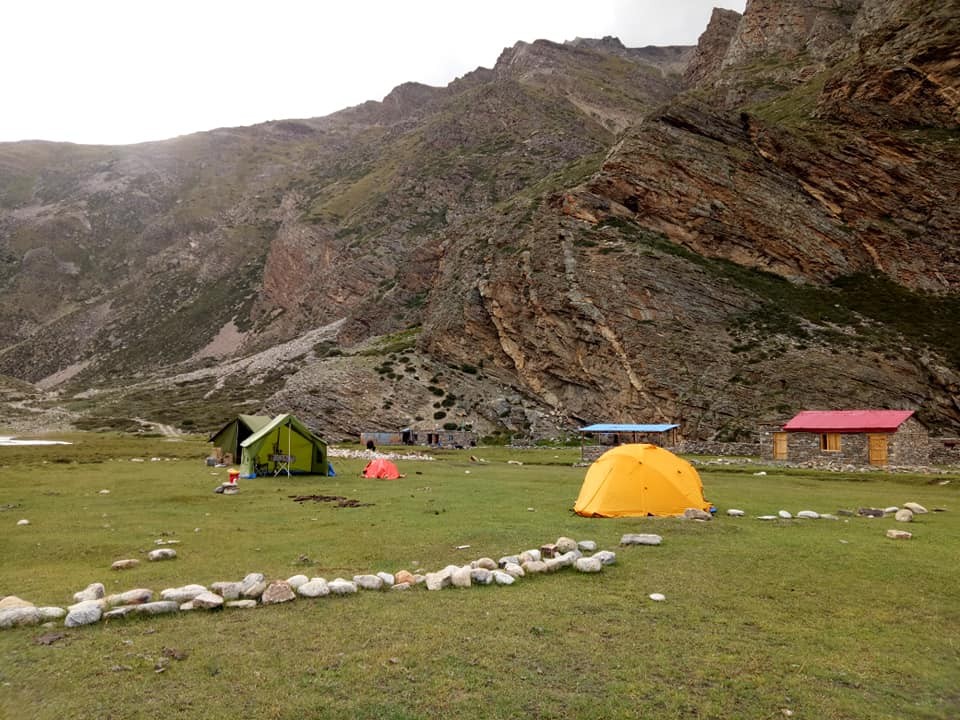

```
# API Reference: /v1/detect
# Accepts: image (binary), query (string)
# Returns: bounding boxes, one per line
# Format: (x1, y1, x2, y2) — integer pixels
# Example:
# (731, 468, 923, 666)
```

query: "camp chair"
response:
(270, 453, 294, 476)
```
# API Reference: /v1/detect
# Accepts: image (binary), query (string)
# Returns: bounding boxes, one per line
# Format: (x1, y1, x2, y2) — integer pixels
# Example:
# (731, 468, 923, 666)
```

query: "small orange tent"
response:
(574, 443, 711, 518)
(362, 458, 402, 479)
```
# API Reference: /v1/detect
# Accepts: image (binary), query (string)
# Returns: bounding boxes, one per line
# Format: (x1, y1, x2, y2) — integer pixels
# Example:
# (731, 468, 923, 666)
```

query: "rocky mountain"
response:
(0, 0, 958, 442)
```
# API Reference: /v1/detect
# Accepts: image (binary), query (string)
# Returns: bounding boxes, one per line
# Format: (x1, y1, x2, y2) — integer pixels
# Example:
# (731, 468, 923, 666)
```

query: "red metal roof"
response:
(783, 410, 915, 433)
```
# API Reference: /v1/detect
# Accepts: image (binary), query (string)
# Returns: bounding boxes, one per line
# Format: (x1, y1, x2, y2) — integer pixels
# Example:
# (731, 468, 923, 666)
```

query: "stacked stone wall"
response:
(675, 441, 760, 457)
(888, 418, 931, 466)
(929, 438, 960, 466)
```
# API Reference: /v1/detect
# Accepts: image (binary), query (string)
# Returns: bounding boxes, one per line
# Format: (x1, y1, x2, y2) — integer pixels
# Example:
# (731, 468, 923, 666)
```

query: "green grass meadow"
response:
(1, 434, 958, 719)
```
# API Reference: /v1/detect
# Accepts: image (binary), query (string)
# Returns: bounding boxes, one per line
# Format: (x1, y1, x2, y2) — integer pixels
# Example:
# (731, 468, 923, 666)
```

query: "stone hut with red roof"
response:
(762, 410, 929, 467)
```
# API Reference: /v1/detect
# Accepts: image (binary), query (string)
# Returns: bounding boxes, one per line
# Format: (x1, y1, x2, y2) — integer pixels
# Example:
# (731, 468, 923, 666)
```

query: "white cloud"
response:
(0, 0, 744, 145)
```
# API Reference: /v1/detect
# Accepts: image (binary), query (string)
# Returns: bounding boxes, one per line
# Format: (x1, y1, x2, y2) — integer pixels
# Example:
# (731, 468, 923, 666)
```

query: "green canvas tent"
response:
(209, 414, 272, 462)
(239, 413, 328, 478)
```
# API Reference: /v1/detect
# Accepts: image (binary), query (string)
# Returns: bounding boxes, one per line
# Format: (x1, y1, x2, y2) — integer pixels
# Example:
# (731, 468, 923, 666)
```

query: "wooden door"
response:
(773, 432, 788, 460)
(868, 434, 888, 466)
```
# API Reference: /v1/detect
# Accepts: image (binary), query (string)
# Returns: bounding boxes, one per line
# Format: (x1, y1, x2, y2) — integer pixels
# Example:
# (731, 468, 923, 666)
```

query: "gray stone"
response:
(684, 508, 712, 521)
(498, 555, 520, 567)
(473, 558, 497, 571)
(354, 575, 384, 591)
(556, 537, 578, 553)
(0, 607, 41, 629)
(470, 568, 493, 585)
(240, 573, 266, 595)
(147, 548, 177, 561)
(65, 600, 102, 627)
(554, 551, 578, 568)
(574, 556, 603, 573)
(134, 601, 179, 616)
(73, 583, 105, 603)
(796, 511, 820, 519)
(242, 580, 267, 599)
(179, 601, 196, 611)
(192, 592, 225, 610)
(593, 550, 617, 566)
(261, 581, 296, 605)
(327, 578, 358, 595)
(111, 559, 140, 571)
(286, 574, 309, 590)
(857, 508, 884, 518)
(521, 560, 548, 574)
(620, 533, 663, 546)
(297, 578, 330, 598)
(756, 515, 778, 520)
(160, 585, 207, 603)
(37, 607, 66, 621)
(726, 509, 746, 517)
(577, 540, 597, 552)
(820, 514, 839, 520)
(376, 571, 395, 587)
(883, 506, 900, 514)
(391, 582, 412, 591)
(492, 570, 516, 585)
(895, 509, 914, 523)
(886, 529, 913, 540)
(211, 582, 243, 600)
(903, 502, 928, 514)
(226, 600, 257, 609)
(544, 558, 564, 572)
(778, 510, 793, 519)
(451, 567, 472, 588)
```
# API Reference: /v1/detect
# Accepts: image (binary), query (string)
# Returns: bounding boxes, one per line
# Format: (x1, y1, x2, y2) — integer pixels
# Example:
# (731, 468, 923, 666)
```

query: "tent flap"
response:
(238, 414, 328, 477)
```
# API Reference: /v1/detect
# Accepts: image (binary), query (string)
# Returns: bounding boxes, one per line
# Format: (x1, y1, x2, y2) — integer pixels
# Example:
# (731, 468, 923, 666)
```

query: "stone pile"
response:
(0, 536, 618, 632)
(327, 448, 434, 462)
(731, 499, 942, 539)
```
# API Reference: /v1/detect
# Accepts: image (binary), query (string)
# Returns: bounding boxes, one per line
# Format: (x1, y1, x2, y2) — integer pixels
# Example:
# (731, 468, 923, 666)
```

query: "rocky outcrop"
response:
(683, 8, 742, 87)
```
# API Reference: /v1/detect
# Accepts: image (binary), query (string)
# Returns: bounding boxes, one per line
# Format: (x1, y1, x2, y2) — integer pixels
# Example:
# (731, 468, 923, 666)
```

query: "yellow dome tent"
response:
(574, 444, 711, 518)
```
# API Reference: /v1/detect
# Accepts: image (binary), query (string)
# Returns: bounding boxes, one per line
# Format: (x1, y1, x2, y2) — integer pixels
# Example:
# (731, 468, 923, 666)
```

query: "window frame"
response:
(819, 432, 841, 452)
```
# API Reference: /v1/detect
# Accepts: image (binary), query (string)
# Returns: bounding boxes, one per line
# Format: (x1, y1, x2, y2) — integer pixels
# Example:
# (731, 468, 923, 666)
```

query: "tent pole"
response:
(287, 419, 291, 478)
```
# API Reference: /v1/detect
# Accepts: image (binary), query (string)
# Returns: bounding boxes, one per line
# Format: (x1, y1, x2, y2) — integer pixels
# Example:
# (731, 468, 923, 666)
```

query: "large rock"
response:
(555, 537, 578, 553)
(192, 592, 225, 610)
(160, 585, 207, 603)
(394, 570, 415, 586)
(895, 508, 914, 523)
(0, 596, 34, 610)
(376, 571, 395, 586)
(903, 502, 928, 514)
(240, 573, 266, 595)
(577, 540, 597, 552)
(226, 600, 257, 609)
(575, 556, 603, 573)
(451, 567, 473, 588)
(261, 581, 295, 605)
(135, 601, 180, 616)
(147, 548, 177, 561)
(886, 529, 913, 540)
(684, 508, 712, 521)
(73, 583, 105, 603)
(297, 578, 330, 598)
(328, 578, 358, 595)
(470, 568, 494, 585)
(119, 589, 153, 605)
(285, 575, 309, 591)
(519, 549, 542, 564)
(0, 607, 41, 629)
(502, 562, 525, 578)
(211, 582, 243, 600)
(777, 510, 793, 519)
(593, 550, 617, 566)
(796, 510, 820, 519)
(65, 600, 102, 627)
(37, 607, 66, 621)
(353, 574, 384, 591)
(498, 555, 520, 567)
(521, 560, 548, 574)
(620, 533, 663, 546)
(492, 570, 516, 585)
(726, 509, 746, 517)
(472, 558, 497, 571)
(111, 559, 140, 571)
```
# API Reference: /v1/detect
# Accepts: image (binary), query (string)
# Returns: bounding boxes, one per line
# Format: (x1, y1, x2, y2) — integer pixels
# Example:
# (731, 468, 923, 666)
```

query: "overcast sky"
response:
(2, 1, 745, 146)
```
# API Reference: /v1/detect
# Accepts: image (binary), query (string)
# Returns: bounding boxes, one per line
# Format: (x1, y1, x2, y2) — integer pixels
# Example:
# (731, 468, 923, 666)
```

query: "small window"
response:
(820, 433, 841, 452)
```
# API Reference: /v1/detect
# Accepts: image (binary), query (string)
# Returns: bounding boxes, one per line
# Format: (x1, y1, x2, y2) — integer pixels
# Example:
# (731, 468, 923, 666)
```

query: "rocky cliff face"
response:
(1, 2, 958, 441)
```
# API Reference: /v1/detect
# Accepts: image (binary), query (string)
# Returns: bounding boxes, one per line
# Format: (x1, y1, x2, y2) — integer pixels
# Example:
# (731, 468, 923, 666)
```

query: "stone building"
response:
(760, 410, 929, 467)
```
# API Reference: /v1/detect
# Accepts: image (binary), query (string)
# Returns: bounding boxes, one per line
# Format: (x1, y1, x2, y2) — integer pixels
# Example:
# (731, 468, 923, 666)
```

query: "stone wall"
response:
(675, 440, 760, 457)
(929, 438, 960, 466)
(888, 417, 931, 466)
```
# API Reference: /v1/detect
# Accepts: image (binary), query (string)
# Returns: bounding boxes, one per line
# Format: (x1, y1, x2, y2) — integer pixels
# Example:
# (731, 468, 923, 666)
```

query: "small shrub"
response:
(433, 411, 447, 420)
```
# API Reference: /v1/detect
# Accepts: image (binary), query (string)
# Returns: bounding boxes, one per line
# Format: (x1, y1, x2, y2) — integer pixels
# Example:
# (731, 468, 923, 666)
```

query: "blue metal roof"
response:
(579, 423, 679, 433)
